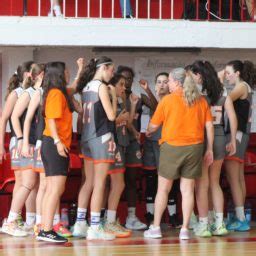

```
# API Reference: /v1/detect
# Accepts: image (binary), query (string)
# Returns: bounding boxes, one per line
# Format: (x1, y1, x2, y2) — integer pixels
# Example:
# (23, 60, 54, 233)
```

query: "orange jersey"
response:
(43, 88, 72, 148)
(150, 89, 212, 146)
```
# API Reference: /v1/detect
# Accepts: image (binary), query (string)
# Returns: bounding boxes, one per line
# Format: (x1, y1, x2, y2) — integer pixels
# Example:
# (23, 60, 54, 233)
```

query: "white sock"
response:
(77, 208, 87, 222)
(168, 204, 176, 216)
(7, 211, 19, 223)
(36, 215, 42, 225)
(26, 212, 36, 226)
(199, 217, 208, 225)
(208, 210, 215, 224)
(215, 212, 223, 227)
(107, 210, 116, 223)
(235, 206, 246, 221)
(146, 204, 154, 215)
(128, 207, 136, 218)
(53, 5, 62, 16)
(53, 214, 61, 225)
(91, 212, 101, 229)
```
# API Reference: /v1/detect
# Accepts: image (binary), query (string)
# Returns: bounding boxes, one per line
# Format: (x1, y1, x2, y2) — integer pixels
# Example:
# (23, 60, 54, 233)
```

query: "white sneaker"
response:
(2, 219, 28, 237)
(179, 228, 190, 240)
(87, 225, 115, 241)
(144, 225, 162, 239)
(72, 221, 88, 238)
(23, 223, 35, 235)
(194, 223, 212, 237)
(125, 216, 147, 230)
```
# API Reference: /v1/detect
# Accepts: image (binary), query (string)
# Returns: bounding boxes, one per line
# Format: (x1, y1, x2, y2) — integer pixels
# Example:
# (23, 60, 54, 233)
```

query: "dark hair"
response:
(5, 61, 34, 100)
(155, 72, 168, 83)
(227, 60, 256, 89)
(109, 73, 126, 86)
(190, 60, 223, 105)
(42, 61, 73, 116)
(77, 56, 113, 92)
(116, 65, 135, 78)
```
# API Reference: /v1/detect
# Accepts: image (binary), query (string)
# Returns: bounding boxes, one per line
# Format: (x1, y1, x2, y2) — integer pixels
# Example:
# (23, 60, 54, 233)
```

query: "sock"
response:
(77, 208, 87, 222)
(235, 206, 246, 221)
(53, 214, 61, 226)
(215, 212, 224, 227)
(36, 215, 42, 225)
(7, 211, 19, 223)
(91, 212, 101, 228)
(128, 207, 136, 218)
(53, 5, 62, 16)
(208, 210, 215, 224)
(199, 217, 208, 225)
(167, 202, 176, 216)
(107, 210, 116, 223)
(146, 204, 154, 215)
(26, 212, 36, 226)
(100, 208, 106, 219)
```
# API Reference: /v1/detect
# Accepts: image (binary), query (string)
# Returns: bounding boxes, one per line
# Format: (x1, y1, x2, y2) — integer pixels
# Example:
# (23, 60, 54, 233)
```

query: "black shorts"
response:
(41, 136, 69, 177)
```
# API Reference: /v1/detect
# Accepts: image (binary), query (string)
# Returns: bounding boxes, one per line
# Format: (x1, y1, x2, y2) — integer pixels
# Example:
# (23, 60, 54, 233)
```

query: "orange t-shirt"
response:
(150, 89, 212, 146)
(43, 88, 72, 148)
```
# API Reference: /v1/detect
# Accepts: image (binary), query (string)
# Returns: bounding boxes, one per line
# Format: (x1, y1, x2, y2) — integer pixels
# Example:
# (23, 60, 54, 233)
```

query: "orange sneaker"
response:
(53, 223, 72, 238)
(104, 220, 131, 238)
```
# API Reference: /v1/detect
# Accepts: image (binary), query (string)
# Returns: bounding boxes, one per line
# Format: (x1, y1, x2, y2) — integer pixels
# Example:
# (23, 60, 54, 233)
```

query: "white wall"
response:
(0, 17, 256, 49)
(1, 46, 256, 131)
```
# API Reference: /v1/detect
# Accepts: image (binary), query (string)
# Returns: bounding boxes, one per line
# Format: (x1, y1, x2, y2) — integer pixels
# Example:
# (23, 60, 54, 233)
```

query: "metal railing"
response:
(3, 0, 256, 21)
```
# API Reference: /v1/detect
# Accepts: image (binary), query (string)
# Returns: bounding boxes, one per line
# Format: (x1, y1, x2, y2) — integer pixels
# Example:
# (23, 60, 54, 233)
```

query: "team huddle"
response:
(0, 57, 255, 242)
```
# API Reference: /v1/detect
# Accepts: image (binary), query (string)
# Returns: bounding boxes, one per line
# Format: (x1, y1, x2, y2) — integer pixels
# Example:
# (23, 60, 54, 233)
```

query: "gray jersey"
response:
(81, 80, 112, 142)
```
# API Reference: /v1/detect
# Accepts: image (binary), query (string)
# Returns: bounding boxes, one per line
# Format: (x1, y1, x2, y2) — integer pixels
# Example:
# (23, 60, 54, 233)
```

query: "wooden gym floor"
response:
(0, 225, 256, 256)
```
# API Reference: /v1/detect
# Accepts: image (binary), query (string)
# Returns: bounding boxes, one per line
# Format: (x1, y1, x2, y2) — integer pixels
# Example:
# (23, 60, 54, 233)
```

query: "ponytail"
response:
(183, 73, 201, 106)
(77, 56, 113, 93)
(227, 60, 256, 89)
(5, 72, 20, 100)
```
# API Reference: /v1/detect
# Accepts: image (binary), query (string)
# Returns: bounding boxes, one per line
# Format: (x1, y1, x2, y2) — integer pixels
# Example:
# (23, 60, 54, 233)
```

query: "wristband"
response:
(54, 139, 61, 145)
(17, 137, 23, 141)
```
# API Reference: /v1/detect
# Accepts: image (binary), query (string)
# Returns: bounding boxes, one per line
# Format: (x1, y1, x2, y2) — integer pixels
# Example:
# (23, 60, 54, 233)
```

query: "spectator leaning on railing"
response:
(119, 0, 133, 18)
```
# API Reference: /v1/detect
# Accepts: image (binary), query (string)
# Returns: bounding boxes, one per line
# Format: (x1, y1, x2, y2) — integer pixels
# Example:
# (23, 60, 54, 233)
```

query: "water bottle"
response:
(245, 202, 252, 223)
(68, 203, 77, 227)
(227, 201, 235, 224)
(61, 208, 69, 227)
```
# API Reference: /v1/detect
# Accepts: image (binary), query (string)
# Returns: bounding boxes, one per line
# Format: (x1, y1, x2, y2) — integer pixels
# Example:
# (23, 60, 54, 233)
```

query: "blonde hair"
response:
(170, 68, 201, 106)
(23, 63, 45, 89)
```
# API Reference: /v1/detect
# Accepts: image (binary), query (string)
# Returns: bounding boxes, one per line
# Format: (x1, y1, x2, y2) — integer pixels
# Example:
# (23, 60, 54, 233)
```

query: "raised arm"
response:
(68, 58, 86, 95)
(99, 83, 117, 121)
(139, 79, 158, 111)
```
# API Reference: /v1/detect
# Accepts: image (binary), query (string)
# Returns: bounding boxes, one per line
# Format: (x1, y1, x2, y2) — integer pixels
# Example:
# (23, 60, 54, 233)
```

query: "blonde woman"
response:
(144, 68, 214, 240)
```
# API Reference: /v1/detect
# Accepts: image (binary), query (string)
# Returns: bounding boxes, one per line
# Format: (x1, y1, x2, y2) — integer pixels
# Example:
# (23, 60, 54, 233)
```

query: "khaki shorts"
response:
(158, 143, 204, 180)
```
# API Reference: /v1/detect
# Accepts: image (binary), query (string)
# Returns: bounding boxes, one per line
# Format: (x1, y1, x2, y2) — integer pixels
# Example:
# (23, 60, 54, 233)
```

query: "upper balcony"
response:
(0, 0, 256, 48)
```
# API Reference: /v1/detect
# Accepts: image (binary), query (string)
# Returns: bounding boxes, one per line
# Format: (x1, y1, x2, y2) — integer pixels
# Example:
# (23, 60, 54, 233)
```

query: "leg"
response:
(36, 173, 46, 224)
(42, 176, 67, 231)
(125, 168, 137, 209)
(153, 176, 173, 227)
(8, 170, 38, 220)
(239, 163, 246, 203)
(13, 171, 22, 197)
(180, 177, 195, 230)
(25, 184, 38, 226)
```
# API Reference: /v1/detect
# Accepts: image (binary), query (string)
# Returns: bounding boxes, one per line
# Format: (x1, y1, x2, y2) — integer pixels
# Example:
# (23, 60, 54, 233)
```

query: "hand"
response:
(134, 131, 141, 144)
(226, 140, 236, 156)
(17, 139, 23, 157)
(22, 142, 32, 158)
(108, 85, 117, 98)
(0, 145, 6, 164)
(145, 130, 152, 138)
(56, 142, 69, 158)
(77, 58, 85, 72)
(139, 79, 149, 91)
(204, 149, 213, 168)
(129, 93, 139, 106)
(117, 109, 129, 122)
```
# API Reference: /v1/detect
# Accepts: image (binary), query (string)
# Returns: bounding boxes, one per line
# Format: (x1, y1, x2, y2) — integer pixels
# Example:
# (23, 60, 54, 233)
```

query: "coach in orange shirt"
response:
(144, 68, 214, 240)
